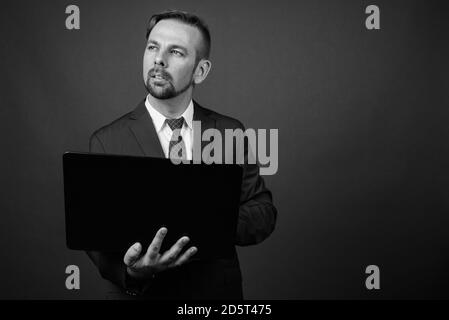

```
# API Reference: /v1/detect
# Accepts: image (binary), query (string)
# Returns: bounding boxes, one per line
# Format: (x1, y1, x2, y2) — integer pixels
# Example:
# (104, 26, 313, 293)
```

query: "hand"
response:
(123, 227, 197, 280)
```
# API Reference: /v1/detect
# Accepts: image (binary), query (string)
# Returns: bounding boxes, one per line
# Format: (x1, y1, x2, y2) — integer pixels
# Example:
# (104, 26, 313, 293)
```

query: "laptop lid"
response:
(62, 152, 243, 259)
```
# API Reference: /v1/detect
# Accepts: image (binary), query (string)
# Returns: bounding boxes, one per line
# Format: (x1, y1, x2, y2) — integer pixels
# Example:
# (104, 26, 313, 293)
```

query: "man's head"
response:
(143, 10, 212, 100)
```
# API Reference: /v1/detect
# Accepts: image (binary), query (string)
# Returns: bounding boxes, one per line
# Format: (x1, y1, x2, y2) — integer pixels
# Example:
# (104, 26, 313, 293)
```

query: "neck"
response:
(147, 89, 192, 119)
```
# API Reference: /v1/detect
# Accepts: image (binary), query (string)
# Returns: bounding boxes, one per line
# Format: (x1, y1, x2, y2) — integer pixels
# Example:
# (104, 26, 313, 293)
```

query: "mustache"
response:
(148, 68, 172, 81)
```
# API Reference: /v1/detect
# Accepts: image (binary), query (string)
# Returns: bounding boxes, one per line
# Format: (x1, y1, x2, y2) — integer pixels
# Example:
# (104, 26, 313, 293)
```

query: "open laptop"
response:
(62, 152, 243, 259)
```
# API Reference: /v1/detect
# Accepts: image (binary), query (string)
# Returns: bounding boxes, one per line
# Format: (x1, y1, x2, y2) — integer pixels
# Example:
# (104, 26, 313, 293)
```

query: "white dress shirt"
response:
(145, 95, 194, 160)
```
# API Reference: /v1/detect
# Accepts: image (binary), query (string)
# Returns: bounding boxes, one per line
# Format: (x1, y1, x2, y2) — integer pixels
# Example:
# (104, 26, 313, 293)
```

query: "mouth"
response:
(149, 73, 169, 86)
(149, 68, 171, 81)
(151, 73, 165, 80)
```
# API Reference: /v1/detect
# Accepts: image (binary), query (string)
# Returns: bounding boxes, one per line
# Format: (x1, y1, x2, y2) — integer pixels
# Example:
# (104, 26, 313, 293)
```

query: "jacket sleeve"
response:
(86, 133, 145, 293)
(235, 125, 278, 246)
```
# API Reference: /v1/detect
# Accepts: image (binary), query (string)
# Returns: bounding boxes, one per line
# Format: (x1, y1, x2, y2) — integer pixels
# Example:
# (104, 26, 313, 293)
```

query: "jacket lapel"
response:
(128, 99, 165, 158)
(193, 100, 216, 164)
(128, 99, 216, 161)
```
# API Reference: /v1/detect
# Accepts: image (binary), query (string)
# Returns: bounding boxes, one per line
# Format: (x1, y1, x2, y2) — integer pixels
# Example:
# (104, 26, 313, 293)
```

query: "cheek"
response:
(176, 64, 196, 83)
(143, 54, 153, 77)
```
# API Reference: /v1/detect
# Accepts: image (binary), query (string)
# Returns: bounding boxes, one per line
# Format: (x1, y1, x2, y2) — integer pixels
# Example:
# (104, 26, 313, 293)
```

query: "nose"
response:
(154, 51, 167, 67)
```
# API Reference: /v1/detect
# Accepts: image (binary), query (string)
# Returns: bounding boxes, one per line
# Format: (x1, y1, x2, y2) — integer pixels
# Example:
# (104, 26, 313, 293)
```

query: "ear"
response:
(193, 59, 212, 85)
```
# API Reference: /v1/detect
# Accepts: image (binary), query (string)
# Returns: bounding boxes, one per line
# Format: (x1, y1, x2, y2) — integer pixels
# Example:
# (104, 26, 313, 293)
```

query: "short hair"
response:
(145, 10, 211, 60)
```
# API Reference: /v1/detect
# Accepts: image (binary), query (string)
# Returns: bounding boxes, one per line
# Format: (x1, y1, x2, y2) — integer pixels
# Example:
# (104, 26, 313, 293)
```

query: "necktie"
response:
(165, 117, 187, 160)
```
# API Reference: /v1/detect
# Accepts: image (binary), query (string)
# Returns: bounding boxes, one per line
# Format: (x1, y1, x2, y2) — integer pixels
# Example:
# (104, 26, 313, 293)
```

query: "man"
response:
(87, 10, 277, 299)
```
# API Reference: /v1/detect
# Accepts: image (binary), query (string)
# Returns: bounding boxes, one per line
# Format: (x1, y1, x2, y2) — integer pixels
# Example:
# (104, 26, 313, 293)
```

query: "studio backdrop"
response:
(0, 0, 448, 299)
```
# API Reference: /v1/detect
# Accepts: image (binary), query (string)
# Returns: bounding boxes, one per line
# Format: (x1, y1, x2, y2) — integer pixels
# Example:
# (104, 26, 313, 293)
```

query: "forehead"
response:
(148, 19, 201, 50)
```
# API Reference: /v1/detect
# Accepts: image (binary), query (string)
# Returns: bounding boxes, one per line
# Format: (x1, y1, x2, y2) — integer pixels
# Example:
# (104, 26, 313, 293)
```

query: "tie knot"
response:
(165, 117, 185, 131)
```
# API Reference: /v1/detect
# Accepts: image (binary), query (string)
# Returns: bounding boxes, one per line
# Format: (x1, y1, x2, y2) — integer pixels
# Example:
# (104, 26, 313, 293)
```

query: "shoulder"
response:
(195, 102, 246, 130)
(90, 99, 147, 141)
(91, 110, 134, 140)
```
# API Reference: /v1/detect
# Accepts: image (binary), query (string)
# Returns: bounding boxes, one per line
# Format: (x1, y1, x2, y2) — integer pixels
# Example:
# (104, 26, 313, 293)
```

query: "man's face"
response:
(143, 19, 202, 99)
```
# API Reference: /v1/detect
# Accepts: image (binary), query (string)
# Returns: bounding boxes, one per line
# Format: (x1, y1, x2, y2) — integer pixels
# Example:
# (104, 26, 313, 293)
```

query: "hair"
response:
(145, 10, 211, 61)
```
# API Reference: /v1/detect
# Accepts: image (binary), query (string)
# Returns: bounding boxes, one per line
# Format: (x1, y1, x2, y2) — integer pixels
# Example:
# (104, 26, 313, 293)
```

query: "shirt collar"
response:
(145, 95, 194, 132)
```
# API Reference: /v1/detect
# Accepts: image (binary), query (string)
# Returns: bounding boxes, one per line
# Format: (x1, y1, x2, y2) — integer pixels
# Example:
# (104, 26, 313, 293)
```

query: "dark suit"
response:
(87, 99, 277, 299)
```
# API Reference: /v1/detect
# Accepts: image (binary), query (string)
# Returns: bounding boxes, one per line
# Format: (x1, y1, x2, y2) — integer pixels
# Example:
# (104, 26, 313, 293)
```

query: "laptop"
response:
(62, 152, 243, 259)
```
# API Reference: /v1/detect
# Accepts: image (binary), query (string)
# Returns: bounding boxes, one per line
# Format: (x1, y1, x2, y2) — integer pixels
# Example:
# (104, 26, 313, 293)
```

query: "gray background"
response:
(1, 0, 448, 299)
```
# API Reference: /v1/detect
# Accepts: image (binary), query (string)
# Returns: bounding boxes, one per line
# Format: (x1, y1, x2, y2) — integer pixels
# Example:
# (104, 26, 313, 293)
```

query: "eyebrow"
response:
(147, 39, 188, 53)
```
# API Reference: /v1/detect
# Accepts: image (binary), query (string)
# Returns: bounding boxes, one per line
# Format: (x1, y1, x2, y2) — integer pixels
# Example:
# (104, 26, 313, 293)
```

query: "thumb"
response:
(123, 242, 142, 266)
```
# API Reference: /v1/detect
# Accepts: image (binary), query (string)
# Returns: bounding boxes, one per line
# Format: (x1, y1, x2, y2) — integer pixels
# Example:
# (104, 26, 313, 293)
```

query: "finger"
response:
(145, 227, 167, 261)
(171, 246, 198, 268)
(160, 236, 190, 265)
(123, 242, 142, 266)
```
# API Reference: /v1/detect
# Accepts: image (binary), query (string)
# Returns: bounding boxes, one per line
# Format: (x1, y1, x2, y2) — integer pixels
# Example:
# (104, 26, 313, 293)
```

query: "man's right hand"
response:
(123, 227, 197, 280)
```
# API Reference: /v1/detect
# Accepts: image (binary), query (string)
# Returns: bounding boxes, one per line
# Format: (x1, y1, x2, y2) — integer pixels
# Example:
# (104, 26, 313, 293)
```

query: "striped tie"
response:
(165, 117, 187, 160)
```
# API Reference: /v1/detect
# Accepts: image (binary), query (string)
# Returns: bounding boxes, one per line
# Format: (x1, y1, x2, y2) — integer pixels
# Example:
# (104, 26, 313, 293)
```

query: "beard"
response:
(145, 68, 194, 100)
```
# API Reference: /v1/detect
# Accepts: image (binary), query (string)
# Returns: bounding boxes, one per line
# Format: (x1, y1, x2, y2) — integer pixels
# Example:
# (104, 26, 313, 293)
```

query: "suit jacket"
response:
(87, 99, 277, 299)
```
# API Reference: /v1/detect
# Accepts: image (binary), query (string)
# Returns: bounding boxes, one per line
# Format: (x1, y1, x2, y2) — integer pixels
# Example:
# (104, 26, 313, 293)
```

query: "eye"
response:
(171, 49, 184, 57)
(147, 45, 158, 51)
